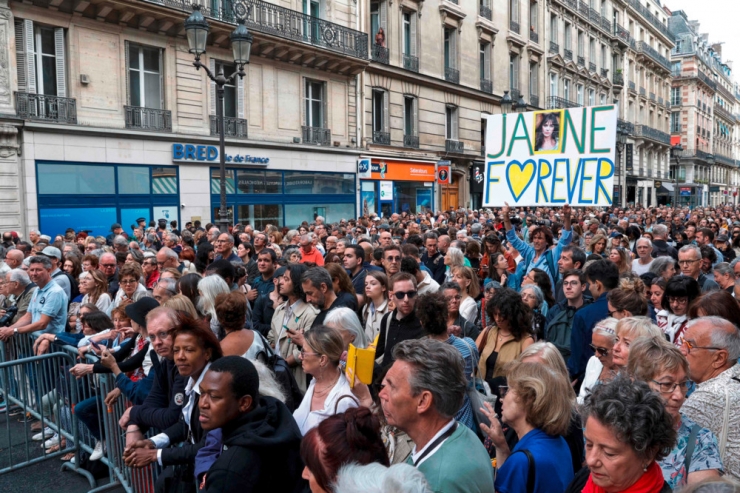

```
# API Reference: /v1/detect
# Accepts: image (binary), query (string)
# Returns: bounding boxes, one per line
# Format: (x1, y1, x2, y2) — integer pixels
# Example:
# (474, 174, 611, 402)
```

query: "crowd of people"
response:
(0, 203, 739, 493)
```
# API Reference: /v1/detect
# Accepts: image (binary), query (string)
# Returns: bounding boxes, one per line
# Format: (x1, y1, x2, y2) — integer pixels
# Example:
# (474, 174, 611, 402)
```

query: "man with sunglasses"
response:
(681, 316, 740, 480)
(382, 245, 402, 278)
(375, 272, 424, 368)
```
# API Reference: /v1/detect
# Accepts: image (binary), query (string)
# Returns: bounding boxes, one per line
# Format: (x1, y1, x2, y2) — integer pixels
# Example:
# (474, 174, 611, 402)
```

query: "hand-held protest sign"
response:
(482, 105, 618, 207)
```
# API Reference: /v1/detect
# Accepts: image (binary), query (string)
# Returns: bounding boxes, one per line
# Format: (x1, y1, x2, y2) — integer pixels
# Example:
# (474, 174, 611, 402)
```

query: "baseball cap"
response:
(40, 246, 62, 260)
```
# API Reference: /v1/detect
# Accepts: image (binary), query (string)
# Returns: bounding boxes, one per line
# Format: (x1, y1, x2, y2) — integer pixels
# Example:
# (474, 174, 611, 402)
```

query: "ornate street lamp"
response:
(670, 143, 683, 207)
(501, 90, 512, 115)
(185, 5, 253, 233)
(515, 94, 527, 113)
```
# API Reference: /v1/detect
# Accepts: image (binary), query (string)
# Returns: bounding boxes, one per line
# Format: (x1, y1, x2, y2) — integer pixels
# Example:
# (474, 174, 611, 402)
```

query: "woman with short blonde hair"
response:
(612, 316, 664, 368)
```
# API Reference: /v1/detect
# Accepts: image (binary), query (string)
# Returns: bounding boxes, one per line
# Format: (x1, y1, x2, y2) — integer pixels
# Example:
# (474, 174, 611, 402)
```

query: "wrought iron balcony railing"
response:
(148, 0, 368, 60)
(640, 86, 646, 97)
(481, 79, 493, 94)
(404, 134, 419, 148)
(614, 23, 630, 44)
(125, 106, 171, 132)
(372, 44, 389, 64)
(445, 139, 464, 153)
(549, 41, 559, 54)
(510, 20, 520, 34)
(577, 56, 585, 66)
(649, 92, 656, 102)
(601, 68, 608, 78)
(372, 131, 391, 145)
(589, 62, 596, 72)
(636, 41, 671, 71)
(302, 125, 331, 145)
(530, 94, 540, 108)
(629, 80, 636, 91)
(564, 49, 573, 61)
(210, 115, 248, 138)
(618, 119, 634, 135)
(634, 124, 670, 145)
(548, 96, 579, 109)
(479, 4, 492, 20)
(403, 54, 419, 73)
(613, 73, 624, 86)
(15, 92, 77, 124)
(530, 31, 539, 43)
(578, 1, 589, 16)
(625, 0, 675, 42)
(445, 67, 460, 84)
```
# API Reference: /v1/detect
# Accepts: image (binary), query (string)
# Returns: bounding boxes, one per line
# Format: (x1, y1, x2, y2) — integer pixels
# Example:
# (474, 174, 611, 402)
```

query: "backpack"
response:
(544, 302, 583, 361)
(254, 332, 305, 413)
(53, 270, 80, 301)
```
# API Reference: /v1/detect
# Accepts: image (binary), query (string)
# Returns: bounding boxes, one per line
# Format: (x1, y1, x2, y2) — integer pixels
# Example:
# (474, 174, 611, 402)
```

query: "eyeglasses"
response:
(678, 259, 701, 266)
(393, 290, 417, 300)
(385, 256, 401, 262)
(667, 296, 688, 305)
(607, 309, 620, 317)
(589, 344, 610, 357)
(498, 385, 509, 398)
(682, 339, 723, 354)
(299, 349, 320, 358)
(651, 379, 693, 395)
(120, 279, 138, 285)
(100, 263, 116, 268)
(148, 330, 172, 342)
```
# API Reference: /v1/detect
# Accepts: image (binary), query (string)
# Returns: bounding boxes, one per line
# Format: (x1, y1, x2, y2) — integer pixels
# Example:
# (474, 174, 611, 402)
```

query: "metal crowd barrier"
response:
(0, 334, 160, 493)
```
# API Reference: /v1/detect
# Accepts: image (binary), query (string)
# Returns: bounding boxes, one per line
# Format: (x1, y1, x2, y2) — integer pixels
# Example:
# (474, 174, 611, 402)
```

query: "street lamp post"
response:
(185, 5, 253, 233)
(501, 90, 513, 115)
(615, 124, 627, 208)
(670, 143, 683, 208)
(514, 94, 527, 113)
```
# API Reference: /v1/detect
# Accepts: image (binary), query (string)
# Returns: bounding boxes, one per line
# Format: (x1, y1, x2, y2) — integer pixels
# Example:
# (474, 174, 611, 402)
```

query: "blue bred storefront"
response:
(36, 161, 180, 238)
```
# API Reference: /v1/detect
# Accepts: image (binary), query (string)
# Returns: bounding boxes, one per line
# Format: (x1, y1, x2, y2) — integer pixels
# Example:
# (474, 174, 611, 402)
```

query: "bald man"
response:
(4, 250, 23, 270)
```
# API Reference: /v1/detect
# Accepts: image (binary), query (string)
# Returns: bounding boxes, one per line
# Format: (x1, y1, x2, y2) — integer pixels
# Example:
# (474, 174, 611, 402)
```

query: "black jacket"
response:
(421, 251, 446, 285)
(129, 351, 188, 431)
(376, 310, 424, 368)
(652, 239, 678, 260)
(160, 390, 205, 466)
(204, 396, 303, 493)
(251, 293, 275, 337)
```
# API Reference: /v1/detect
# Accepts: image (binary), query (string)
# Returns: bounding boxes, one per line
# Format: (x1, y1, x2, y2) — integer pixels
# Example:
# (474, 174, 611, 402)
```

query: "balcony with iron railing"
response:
(618, 119, 634, 135)
(564, 49, 573, 61)
(625, 0, 675, 42)
(148, 0, 369, 60)
(445, 139, 464, 153)
(649, 92, 656, 102)
(530, 31, 539, 43)
(210, 116, 248, 138)
(634, 124, 670, 145)
(302, 126, 331, 145)
(372, 131, 391, 145)
(629, 80, 636, 91)
(600, 17, 611, 33)
(445, 67, 460, 84)
(530, 94, 540, 108)
(715, 104, 734, 122)
(578, 1, 589, 16)
(549, 41, 559, 54)
(510, 20, 520, 34)
(371, 44, 389, 64)
(639, 87, 646, 97)
(715, 153, 734, 167)
(548, 96, 579, 109)
(125, 106, 171, 132)
(613, 72, 624, 86)
(658, 96, 663, 105)
(481, 79, 493, 94)
(15, 92, 77, 124)
(601, 68, 608, 78)
(403, 54, 419, 73)
(577, 55, 585, 67)
(404, 134, 419, 148)
(614, 23, 630, 45)
(479, 4, 492, 20)
(589, 62, 596, 72)
(636, 41, 671, 72)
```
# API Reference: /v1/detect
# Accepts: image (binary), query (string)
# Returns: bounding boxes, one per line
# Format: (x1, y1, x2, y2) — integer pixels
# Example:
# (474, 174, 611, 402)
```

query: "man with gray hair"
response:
(113, 235, 129, 254)
(651, 224, 678, 260)
(164, 232, 181, 255)
(214, 233, 240, 263)
(378, 339, 494, 492)
(678, 244, 719, 293)
(681, 316, 740, 480)
(0, 256, 67, 341)
(631, 237, 654, 275)
(713, 262, 736, 294)
(1, 269, 36, 325)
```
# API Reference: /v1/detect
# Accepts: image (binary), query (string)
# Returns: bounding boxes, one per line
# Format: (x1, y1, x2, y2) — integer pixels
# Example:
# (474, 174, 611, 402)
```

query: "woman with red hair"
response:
(300, 407, 389, 493)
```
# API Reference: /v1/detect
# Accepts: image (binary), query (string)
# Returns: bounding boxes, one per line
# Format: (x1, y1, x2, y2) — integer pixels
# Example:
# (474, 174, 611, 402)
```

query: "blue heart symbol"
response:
(506, 160, 537, 202)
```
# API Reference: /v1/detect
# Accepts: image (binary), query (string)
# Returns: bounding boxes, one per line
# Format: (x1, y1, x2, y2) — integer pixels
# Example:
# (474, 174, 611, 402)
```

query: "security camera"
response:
(181, 204, 186, 209)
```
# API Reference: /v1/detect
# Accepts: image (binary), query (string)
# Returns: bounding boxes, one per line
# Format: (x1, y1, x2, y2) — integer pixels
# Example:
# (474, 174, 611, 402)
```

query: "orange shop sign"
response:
(370, 160, 436, 181)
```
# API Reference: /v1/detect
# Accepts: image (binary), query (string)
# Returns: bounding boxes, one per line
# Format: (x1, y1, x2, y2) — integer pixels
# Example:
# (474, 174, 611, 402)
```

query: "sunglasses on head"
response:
(393, 290, 417, 300)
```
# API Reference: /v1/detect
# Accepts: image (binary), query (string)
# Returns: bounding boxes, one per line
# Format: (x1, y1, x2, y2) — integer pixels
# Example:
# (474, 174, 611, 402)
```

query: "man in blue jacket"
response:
(501, 203, 572, 293)
(567, 260, 619, 391)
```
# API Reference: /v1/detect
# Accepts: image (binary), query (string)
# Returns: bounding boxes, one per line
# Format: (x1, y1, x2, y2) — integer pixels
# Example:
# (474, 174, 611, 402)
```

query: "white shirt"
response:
(631, 258, 653, 276)
(410, 418, 456, 467)
(292, 372, 357, 436)
(151, 362, 211, 463)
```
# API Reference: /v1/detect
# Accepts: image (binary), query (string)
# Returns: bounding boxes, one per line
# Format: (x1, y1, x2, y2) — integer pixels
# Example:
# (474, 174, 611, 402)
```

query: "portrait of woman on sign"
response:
(533, 111, 563, 153)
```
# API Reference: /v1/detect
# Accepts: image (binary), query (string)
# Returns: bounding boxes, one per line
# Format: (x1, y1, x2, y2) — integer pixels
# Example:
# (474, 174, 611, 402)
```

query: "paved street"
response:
(0, 410, 125, 493)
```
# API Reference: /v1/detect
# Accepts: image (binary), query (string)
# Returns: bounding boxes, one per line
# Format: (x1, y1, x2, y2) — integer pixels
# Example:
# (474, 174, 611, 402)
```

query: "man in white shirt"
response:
(631, 237, 654, 275)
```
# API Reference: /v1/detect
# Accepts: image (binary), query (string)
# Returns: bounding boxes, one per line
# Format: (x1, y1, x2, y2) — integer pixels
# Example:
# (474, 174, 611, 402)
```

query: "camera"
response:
(0, 306, 18, 327)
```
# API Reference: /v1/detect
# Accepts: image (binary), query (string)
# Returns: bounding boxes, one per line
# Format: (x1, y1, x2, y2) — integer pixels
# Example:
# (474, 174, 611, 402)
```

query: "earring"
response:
(642, 464, 648, 472)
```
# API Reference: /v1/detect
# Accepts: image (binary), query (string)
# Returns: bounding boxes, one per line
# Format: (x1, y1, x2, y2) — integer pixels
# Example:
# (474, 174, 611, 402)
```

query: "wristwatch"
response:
(13, 328, 18, 334)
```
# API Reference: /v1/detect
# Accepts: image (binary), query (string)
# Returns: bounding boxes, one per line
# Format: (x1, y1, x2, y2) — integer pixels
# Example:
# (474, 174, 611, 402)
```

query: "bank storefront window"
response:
(37, 162, 179, 237)
(211, 168, 355, 228)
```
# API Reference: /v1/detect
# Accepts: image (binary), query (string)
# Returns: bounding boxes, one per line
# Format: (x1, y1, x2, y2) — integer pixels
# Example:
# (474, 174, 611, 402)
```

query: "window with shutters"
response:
(127, 44, 163, 109)
(445, 105, 458, 140)
(208, 59, 244, 120)
(14, 20, 67, 97)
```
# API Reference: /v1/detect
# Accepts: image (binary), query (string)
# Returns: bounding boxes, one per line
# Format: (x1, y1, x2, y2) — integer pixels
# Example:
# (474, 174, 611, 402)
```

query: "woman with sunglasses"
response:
(578, 318, 618, 404)
(657, 276, 700, 347)
(111, 262, 148, 314)
(627, 337, 723, 489)
(293, 325, 357, 436)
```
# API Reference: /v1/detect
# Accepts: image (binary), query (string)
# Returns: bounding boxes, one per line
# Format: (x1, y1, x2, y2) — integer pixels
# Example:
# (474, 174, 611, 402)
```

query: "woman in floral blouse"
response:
(627, 337, 723, 489)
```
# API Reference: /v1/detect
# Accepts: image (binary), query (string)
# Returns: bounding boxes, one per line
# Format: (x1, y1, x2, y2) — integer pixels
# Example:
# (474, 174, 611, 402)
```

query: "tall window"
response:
(480, 43, 491, 81)
(601, 45, 607, 71)
(510, 53, 520, 91)
(370, 1, 387, 47)
(128, 44, 162, 109)
(372, 89, 387, 134)
(576, 84, 584, 105)
(370, 2, 380, 42)
(671, 87, 680, 105)
(403, 12, 411, 54)
(588, 88, 594, 106)
(564, 23, 571, 50)
(589, 38, 596, 66)
(212, 60, 237, 118)
(670, 112, 680, 133)
(550, 15, 557, 43)
(529, 62, 538, 98)
(444, 28, 456, 70)
(404, 96, 416, 136)
(564, 79, 571, 101)
(305, 80, 324, 128)
(510, 0, 520, 25)
(445, 105, 458, 140)
(577, 31, 584, 57)
(530, 0, 538, 32)
(549, 73, 558, 98)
